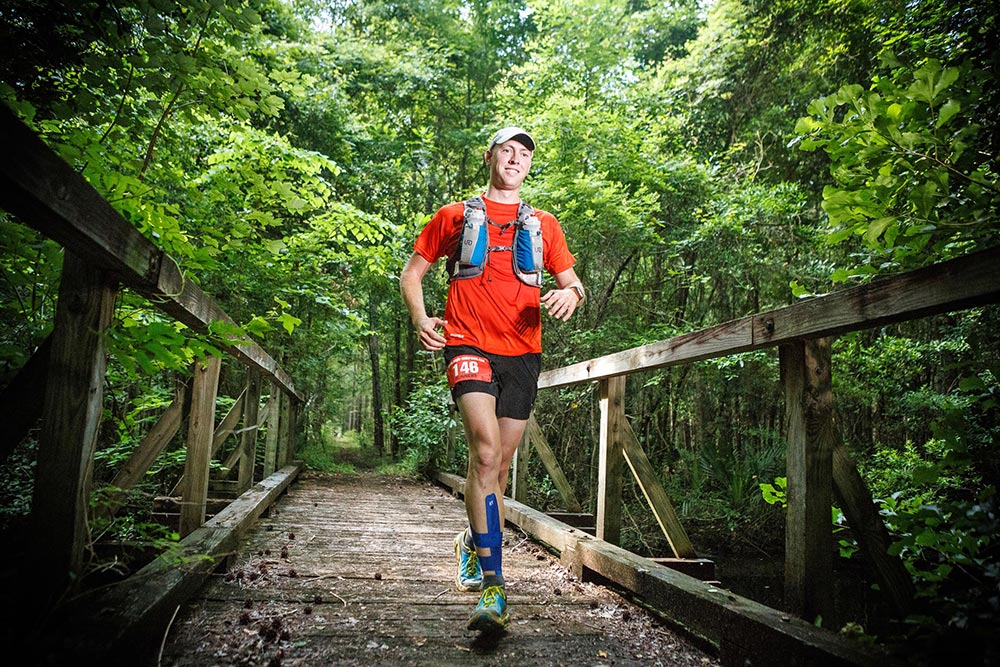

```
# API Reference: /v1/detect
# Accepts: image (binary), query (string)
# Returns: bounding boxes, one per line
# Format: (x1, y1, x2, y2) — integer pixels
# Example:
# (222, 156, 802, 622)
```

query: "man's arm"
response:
(540, 267, 584, 322)
(400, 252, 448, 351)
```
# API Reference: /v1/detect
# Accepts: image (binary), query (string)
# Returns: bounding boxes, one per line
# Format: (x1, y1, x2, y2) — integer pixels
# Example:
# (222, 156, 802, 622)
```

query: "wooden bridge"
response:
(156, 471, 715, 667)
(2, 106, 999, 666)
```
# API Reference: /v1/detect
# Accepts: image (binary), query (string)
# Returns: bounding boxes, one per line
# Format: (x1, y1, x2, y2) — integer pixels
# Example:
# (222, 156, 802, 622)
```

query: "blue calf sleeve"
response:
(471, 493, 503, 577)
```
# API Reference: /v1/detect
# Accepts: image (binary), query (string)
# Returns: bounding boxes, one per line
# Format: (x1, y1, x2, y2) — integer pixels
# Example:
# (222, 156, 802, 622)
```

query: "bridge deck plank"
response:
(157, 472, 716, 667)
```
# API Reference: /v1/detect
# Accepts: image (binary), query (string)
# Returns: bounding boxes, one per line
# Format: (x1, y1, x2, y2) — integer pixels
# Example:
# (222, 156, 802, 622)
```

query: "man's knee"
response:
(468, 444, 503, 478)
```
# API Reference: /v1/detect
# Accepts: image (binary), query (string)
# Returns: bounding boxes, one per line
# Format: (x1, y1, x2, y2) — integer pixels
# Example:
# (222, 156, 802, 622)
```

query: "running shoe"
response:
(466, 584, 509, 633)
(454, 529, 483, 591)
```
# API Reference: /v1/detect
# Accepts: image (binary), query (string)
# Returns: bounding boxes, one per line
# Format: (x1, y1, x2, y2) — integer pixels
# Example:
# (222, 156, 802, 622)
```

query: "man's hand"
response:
(540, 288, 580, 322)
(415, 316, 448, 350)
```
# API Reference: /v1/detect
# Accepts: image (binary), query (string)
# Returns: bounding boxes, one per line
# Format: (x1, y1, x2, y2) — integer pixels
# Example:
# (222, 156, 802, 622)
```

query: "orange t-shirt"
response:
(414, 196, 575, 355)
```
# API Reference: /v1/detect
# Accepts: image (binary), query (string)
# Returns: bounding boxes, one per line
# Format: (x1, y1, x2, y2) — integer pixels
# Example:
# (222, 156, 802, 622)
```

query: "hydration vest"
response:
(446, 196, 544, 287)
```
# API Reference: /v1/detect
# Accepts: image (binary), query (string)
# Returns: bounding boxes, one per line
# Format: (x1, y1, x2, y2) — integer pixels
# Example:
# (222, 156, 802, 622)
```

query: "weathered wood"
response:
(238, 384, 281, 477)
(155, 259, 300, 399)
(539, 246, 1000, 389)
(30, 252, 118, 596)
(512, 427, 530, 504)
(576, 539, 879, 667)
(524, 413, 583, 512)
(207, 479, 242, 496)
(156, 472, 712, 667)
(0, 334, 49, 463)
(238, 370, 262, 491)
(546, 511, 596, 532)
(781, 339, 835, 623)
(152, 496, 231, 515)
(649, 557, 717, 581)
(621, 419, 696, 558)
(281, 393, 297, 466)
(212, 387, 245, 453)
(179, 356, 221, 537)
(436, 470, 882, 666)
(170, 387, 245, 496)
(597, 376, 626, 545)
(264, 389, 281, 477)
(220, 435, 244, 475)
(103, 381, 187, 516)
(832, 434, 914, 615)
(59, 465, 301, 665)
(0, 106, 301, 401)
(540, 317, 753, 389)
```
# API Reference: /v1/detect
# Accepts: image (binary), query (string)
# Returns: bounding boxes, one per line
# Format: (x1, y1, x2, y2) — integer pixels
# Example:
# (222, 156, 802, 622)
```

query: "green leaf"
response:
(912, 464, 941, 485)
(958, 375, 987, 391)
(264, 239, 286, 254)
(936, 99, 961, 128)
(864, 216, 895, 246)
(277, 312, 302, 335)
(789, 280, 813, 299)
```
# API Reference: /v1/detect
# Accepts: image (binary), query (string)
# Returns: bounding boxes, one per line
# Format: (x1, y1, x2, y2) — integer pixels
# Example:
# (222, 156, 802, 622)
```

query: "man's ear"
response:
(483, 149, 492, 165)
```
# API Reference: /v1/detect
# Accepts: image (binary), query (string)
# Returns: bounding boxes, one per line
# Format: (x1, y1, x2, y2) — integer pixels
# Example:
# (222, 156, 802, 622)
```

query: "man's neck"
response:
(484, 185, 521, 204)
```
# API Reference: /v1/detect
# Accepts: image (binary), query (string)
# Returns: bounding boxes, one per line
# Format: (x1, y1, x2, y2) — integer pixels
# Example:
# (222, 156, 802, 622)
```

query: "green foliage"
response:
(759, 476, 786, 507)
(794, 58, 999, 280)
(389, 382, 461, 475)
(300, 441, 358, 475)
(763, 366, 998, 647)
(759, 478, 858, 558)
(0, 439, 36, 533)
(0, 218, 60, 374)
(882, 486, 998, 653)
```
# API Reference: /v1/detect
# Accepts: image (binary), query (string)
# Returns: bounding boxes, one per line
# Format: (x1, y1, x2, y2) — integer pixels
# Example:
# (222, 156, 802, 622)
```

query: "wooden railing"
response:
(502, 244, 999, 661)
(0, 106, 303, 610)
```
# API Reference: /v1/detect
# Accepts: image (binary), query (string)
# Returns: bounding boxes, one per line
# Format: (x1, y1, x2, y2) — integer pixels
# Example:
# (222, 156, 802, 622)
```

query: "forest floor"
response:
(155, 470, 720, 667)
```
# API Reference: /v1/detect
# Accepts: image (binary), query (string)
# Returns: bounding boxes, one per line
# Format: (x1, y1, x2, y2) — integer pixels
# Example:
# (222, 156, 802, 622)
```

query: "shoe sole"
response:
(466, 609, 510, 634)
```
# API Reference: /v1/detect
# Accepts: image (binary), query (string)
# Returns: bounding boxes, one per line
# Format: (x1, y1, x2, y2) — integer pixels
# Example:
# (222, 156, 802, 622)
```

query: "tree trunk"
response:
(368, 295, 384, 456)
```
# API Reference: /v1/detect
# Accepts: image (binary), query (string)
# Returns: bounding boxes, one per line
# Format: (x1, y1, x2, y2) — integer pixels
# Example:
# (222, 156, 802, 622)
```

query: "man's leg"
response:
(495, 416, 529, 527)
(457, 392, 515, 632)
(458, 392, 503, 570)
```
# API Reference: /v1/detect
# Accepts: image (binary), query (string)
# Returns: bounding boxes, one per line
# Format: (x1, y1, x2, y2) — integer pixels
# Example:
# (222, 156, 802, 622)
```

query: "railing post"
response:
(282, 396, 297, 464)
(597, 375, 626, 545)
(264, 389, 280, 477)
(30, 253, 117, 597)
(512, 427, 530, 505)
(276, 392, 291, 467)
(179, 355, 221, 537)
(781, 338, 835, 623)
(238, 369, 261, 492)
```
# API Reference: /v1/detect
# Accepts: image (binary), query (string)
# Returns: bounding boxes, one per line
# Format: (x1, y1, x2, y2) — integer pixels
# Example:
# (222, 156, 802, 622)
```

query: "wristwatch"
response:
(569, 284, 585, 303)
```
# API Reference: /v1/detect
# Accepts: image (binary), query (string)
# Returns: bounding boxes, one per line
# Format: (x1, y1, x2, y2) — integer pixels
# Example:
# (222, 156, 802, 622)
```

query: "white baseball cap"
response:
(488, 126, 535, 151)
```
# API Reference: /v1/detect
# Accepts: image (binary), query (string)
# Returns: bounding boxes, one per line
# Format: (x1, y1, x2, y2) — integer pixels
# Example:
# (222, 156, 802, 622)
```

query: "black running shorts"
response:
(443, 345, 541, 420)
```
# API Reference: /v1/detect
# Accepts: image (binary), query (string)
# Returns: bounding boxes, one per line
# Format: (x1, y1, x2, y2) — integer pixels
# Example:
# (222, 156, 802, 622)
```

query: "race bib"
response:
(447, 354, 492, 387)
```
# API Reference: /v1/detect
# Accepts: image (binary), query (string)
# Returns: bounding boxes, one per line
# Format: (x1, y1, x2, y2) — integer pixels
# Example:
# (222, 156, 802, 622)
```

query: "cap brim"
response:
(490, 127, 535, 151)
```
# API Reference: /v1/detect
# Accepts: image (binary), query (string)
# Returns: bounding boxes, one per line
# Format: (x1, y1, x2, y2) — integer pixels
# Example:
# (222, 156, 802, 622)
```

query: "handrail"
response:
(0, 105, 300, 400)
(539, 246, 1000, 389)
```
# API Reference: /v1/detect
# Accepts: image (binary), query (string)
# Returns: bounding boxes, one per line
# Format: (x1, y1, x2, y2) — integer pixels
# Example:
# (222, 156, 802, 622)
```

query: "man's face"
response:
(486, 138, 533, 191)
